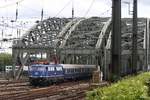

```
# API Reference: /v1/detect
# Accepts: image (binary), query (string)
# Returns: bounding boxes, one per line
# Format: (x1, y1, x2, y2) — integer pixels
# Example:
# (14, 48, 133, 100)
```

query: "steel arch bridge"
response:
(12, 17, 150, 79)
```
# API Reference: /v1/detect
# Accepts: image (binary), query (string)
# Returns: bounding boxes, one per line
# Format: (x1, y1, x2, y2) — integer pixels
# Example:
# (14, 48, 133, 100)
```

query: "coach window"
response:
(67, 69, 69, 73)
(90, 68, 93, 71)
(87, 69, 89, 72)
(68, 69, 71, 73)
(71, 69, 74, 73)
(66, 69, 68, 73)
(82, 68, 84, 72)
(85, 68, 87, 72)
(77, 69, 80, 73)
(65, 69, 68, 73)
(73, 68, 75, 73)
(81, 68, 83, 72)
(75, 69, 77, 73)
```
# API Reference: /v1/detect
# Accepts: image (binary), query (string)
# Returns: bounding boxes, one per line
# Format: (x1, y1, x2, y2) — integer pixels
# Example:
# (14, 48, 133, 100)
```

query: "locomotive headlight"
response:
(35, 72, 39, 75)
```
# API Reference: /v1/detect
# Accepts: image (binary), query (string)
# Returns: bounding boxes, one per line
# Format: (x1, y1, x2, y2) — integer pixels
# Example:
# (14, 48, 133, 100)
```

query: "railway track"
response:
(0, 79, 30, 99)
(55, 88, 86, 100)
(0, 79, 108, 100)
(0, 79, 28, 84)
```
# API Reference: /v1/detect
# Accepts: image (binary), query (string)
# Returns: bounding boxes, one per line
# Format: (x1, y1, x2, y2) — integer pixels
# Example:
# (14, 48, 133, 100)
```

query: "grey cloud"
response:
(139, 0, 150, 5)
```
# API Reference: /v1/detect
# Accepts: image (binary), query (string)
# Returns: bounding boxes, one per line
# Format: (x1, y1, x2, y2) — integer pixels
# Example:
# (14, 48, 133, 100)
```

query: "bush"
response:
(86, 72, 150, 100)
(0, 53, 12, 71)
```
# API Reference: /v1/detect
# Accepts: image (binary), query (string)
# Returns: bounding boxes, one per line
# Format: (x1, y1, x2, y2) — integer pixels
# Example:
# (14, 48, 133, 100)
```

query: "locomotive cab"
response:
(28, 64, 64, 86)
(28, 64, 46, 77)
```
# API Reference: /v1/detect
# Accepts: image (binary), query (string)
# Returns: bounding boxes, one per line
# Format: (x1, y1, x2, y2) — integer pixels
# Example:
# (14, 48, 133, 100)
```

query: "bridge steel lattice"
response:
(12, 17, 150, 80)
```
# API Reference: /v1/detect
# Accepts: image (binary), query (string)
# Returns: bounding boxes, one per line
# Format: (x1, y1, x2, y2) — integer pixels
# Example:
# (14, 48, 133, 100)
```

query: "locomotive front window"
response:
(56, 67, 62, 71)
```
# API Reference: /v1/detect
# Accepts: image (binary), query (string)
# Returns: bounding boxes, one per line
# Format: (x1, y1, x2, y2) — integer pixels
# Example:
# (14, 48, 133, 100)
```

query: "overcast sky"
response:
(0, 0, 149, 38)
(0, 0, 149, 19)
(0, 0, 150, 53)
(0, 0, 111, 19)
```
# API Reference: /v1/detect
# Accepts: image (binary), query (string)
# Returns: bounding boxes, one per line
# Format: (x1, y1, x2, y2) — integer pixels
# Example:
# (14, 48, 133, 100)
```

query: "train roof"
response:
(30, 64, 96, 69)
(30, 64, 63, 67)
(60, 64, 96, 69)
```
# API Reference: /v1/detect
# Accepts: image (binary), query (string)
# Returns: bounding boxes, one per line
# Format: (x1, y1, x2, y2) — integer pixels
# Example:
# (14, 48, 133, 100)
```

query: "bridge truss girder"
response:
(12, 17, 150, 79)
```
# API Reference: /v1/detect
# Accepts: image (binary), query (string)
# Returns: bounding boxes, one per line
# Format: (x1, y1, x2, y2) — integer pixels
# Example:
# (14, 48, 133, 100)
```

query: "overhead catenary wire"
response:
(18, 0, 49, 18)
(0, 0, 112, 38)
(99, 0, 112, 17)
(99, 8, 111, 17)
(107, 0, 112, 6)
(54, 0, 72, 17)
(84, 0, 95, 17)
(1, 0, 50, 20)
(0, 0, 25, 9)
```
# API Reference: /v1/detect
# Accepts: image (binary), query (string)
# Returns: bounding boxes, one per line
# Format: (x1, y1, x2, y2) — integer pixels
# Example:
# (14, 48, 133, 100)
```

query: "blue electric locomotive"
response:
(29, 64, 64, 86)
(28, 64, 96, 86)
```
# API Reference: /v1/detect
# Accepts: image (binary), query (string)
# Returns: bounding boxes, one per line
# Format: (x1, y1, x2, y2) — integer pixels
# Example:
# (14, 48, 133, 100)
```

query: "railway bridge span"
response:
(12, 17, 149, 79)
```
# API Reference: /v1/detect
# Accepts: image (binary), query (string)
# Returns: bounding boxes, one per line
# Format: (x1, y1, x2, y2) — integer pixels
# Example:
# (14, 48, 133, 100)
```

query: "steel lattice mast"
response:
(111, 0, 121, 81)
(132, 0, 138, 73)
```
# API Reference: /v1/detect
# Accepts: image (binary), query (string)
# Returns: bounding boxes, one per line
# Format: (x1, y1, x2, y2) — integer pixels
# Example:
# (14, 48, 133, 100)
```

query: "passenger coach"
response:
(28, 64, 96, 86)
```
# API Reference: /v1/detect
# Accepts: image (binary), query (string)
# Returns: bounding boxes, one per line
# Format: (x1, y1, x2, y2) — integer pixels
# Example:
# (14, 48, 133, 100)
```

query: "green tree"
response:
(0, 53, 12, 71)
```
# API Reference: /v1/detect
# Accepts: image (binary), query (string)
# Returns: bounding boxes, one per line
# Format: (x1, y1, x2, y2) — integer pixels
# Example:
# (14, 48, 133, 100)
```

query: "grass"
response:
(86, 72, 150, 100)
